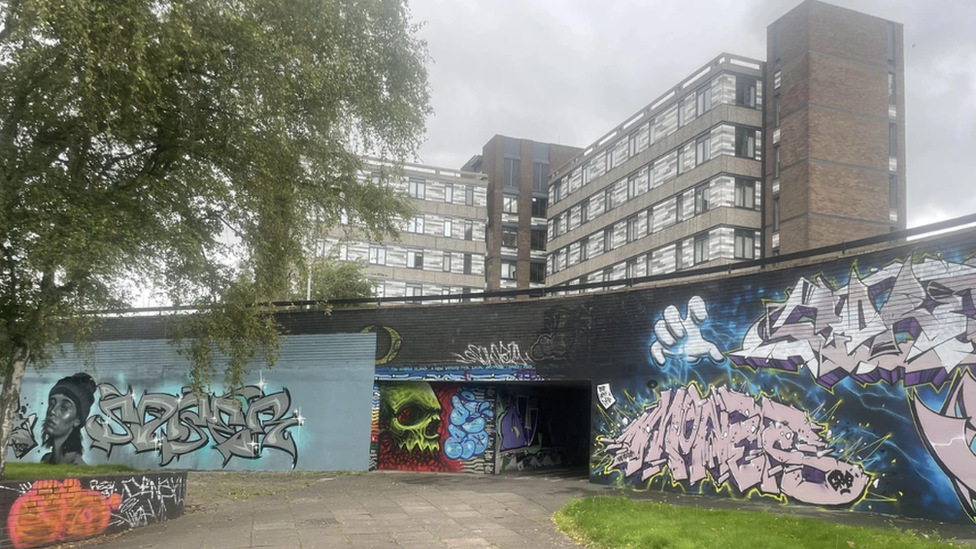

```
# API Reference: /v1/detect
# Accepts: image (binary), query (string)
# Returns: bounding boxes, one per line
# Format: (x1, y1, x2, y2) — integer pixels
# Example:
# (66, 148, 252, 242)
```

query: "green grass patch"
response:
(553, 497, 961, 549)
(3, 463, 140, 481)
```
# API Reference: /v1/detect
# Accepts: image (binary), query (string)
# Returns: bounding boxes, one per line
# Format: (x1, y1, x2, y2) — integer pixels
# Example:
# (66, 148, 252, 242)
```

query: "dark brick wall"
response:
(0, 472, 185, 549)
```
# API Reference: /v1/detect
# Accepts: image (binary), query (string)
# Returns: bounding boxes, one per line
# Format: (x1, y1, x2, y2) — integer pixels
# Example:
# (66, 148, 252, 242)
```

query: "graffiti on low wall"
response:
(595, 251, 976, 524)
(373, 382, 495, 473)
(9, 373, 306, 469)
(2, 473, 185, 549)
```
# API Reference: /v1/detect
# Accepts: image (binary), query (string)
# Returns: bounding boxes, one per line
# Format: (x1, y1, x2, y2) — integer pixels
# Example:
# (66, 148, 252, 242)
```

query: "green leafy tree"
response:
(0, 0, 429, 475)
(295, 259, 377, 305)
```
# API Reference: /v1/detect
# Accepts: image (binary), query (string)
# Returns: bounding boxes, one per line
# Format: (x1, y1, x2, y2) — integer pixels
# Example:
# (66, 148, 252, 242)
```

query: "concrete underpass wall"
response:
(47, 229, 976, 525)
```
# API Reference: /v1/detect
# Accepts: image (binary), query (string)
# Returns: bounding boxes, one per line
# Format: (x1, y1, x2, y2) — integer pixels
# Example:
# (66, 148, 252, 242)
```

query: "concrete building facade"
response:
(545, 0, 906, 287)
(545, 54, 766, 288)
(320, 160, 489, 300)
(766, 0, 907, 254)
(472, 137, 581, 292)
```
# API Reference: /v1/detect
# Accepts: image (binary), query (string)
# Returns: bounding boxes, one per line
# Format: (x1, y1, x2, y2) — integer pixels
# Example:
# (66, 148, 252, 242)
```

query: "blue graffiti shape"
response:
(444, 391, 492, 460)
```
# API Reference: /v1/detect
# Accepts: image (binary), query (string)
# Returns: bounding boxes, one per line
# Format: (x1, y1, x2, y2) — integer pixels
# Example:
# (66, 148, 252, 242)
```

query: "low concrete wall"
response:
(0, 472, 186, 549)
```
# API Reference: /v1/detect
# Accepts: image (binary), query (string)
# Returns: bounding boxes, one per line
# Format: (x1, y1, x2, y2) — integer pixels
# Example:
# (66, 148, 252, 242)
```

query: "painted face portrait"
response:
(43, 394, 80, 440)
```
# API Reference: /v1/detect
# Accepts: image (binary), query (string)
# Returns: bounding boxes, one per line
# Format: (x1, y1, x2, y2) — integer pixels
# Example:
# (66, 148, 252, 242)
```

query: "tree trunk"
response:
(0, 341, 30, 479)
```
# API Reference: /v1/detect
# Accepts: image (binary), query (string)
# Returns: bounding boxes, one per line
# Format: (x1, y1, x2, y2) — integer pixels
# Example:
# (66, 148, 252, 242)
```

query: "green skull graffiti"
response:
(381, 382, 441, 453)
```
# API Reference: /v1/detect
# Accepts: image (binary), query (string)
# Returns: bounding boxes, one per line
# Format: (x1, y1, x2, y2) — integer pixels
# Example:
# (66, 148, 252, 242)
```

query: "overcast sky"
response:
(406, 0, 976, 229)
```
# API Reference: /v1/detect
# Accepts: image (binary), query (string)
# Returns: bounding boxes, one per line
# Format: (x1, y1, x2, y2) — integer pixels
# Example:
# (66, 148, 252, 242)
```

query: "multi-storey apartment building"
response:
(545, 0, 905, 288)
(545, 54, 766, 288)
(464, 137, 581, 292)
(766, 1, 906, 254)
(320, 160, 489, 301)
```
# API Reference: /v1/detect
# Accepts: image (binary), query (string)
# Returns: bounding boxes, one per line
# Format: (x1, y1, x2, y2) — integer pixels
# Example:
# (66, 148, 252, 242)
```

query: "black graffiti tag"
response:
(85, 384, 302, 467)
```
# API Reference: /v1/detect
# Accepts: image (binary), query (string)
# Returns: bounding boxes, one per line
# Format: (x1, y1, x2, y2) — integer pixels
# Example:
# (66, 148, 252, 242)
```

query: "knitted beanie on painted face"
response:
(49, 373, 97, 422)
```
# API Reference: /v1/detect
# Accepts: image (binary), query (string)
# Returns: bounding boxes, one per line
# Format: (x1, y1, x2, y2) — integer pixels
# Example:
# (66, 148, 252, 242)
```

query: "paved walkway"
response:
(87, 471, 976, 549)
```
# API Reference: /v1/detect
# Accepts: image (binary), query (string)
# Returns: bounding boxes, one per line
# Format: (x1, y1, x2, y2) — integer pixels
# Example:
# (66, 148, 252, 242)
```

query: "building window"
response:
(407, 215, 425, 234)
(887, 21, 896, 65)
(675, 192, 684, 223)
(444, 218, 453, 238)
(408, 178, 425, 199)
(407, 250, 424, 270)
(502, 226, 518, 248)
(734, 230, 755, 259)
(368, 246, 386, 265)
(444, 183, 453, 204)
(735, 127, 757, 158)
(405, 283, 422, 300)
(605, 187, 617, 212)
(464, 220, 473, 241)
(504, 158, 521, 189)
(530, 262, 545, 284)
(696, 85, 711, 116)
(772, 195, 781, 231)
(581, 199, 590, 223)
(626, 258, 640, 279)
(553, 180, 563, 203)
(626, 216, 640, 243)
(580, 236, 590, 261)
(889, 123, 898, 156)
(736, 76, 757, 108)
(773, 145, 781, 179)
(532, 162, 549, 193)
(676, 241, 684, 270)
(628, 173, 638, 200)
(465, 185, 474, 206)
(604, 228, 613, 252)
(501, 261, 517, 280)
(694, 185, 709, 215)
(695, 134, 711, 166)
(889, 175, 898, 207)
(888, 73, 896, 106)
(531, 229, 546, 251)
(463, 253, 473, 274)
(693, 233, 709, 265)
(502, 195, 519, 214)
(774, 93, 781, 126)
(734, 179, 756, 209)
(443, 253, 452, 272)
(532, 197, 547, 218)
(628, 129, 640, 157)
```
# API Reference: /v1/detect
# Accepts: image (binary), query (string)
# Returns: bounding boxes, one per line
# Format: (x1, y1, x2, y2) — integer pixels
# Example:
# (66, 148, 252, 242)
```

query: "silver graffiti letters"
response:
(600, 384, 869, 506)
(85, 384, 302, 467)
(729, 257, 976, 389)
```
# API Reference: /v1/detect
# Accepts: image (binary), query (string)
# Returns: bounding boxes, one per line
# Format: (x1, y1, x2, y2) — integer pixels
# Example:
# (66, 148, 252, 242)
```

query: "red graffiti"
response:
(8, 479, 122, 549)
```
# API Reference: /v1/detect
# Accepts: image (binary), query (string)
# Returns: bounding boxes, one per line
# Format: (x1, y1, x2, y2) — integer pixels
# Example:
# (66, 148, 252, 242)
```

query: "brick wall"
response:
(0, 472, 185, 549)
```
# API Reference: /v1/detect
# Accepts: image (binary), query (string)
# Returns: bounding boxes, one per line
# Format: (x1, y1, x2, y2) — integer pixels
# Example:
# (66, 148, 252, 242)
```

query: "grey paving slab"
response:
(75, 470, 976, 549)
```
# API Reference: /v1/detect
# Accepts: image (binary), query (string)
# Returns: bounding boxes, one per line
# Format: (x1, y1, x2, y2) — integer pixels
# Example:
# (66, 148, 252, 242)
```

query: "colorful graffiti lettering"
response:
(600, 384, 870, 506)
(85, 383, 304, 467)
(724, 257, 976, 389)
(910, 370, 976, 520)
(8, 479, 122, 549)
(445, 391, 492, 460)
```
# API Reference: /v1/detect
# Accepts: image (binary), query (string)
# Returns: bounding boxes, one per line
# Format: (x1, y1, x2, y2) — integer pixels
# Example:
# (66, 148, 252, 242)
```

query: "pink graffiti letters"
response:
(910, 370, 976, 520)
(600, 384, 869, 506)
(85, 383, 302, 467)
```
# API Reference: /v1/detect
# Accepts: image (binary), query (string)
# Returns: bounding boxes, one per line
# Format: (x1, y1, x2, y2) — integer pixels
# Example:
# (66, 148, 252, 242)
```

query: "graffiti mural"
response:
(2, 473, 185, 549)
(593, 250, 976, 524)
(86, 382, 304, 467)
(600, 383, 869, 505)
(497, 386, 589, 472)
(374, 382, 495, 473)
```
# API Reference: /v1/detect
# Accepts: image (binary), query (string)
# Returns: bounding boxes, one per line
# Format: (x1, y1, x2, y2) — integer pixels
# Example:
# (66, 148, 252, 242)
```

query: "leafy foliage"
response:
(0, 0, 430, 471)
